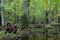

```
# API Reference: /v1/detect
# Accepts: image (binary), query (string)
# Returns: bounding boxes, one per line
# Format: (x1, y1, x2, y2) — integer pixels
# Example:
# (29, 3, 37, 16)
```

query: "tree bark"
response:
(1, 0, 4, 26)
(21, 0, 30, 40)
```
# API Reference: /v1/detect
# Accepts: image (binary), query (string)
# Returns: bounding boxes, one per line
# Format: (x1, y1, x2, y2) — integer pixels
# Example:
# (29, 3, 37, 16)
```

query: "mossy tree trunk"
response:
(21, 0, 30, 40)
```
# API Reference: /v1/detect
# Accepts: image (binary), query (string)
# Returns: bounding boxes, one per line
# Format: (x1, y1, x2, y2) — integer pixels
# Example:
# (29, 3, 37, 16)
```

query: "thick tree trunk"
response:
(21, 0, 30, 40)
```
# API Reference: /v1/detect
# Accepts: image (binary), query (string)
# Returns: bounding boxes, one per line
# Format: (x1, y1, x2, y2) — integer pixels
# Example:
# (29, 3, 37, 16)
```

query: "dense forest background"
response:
(0, 0, 60, 26)
(0, 0, 60, 40)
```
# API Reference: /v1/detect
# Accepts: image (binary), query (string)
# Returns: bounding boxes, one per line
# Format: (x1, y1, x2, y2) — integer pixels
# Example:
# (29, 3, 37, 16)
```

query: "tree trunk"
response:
(21, 0, 30, 40)
(1, 0, 4, 26)
(23, 0, 29, 20)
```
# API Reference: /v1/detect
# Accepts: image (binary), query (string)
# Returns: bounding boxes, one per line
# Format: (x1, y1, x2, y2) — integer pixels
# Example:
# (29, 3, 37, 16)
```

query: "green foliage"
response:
(1, 0, 60, 24)
(1, 0, 60, 40)
(0, 31, 16, 40)
(4, 0, 24, 24)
